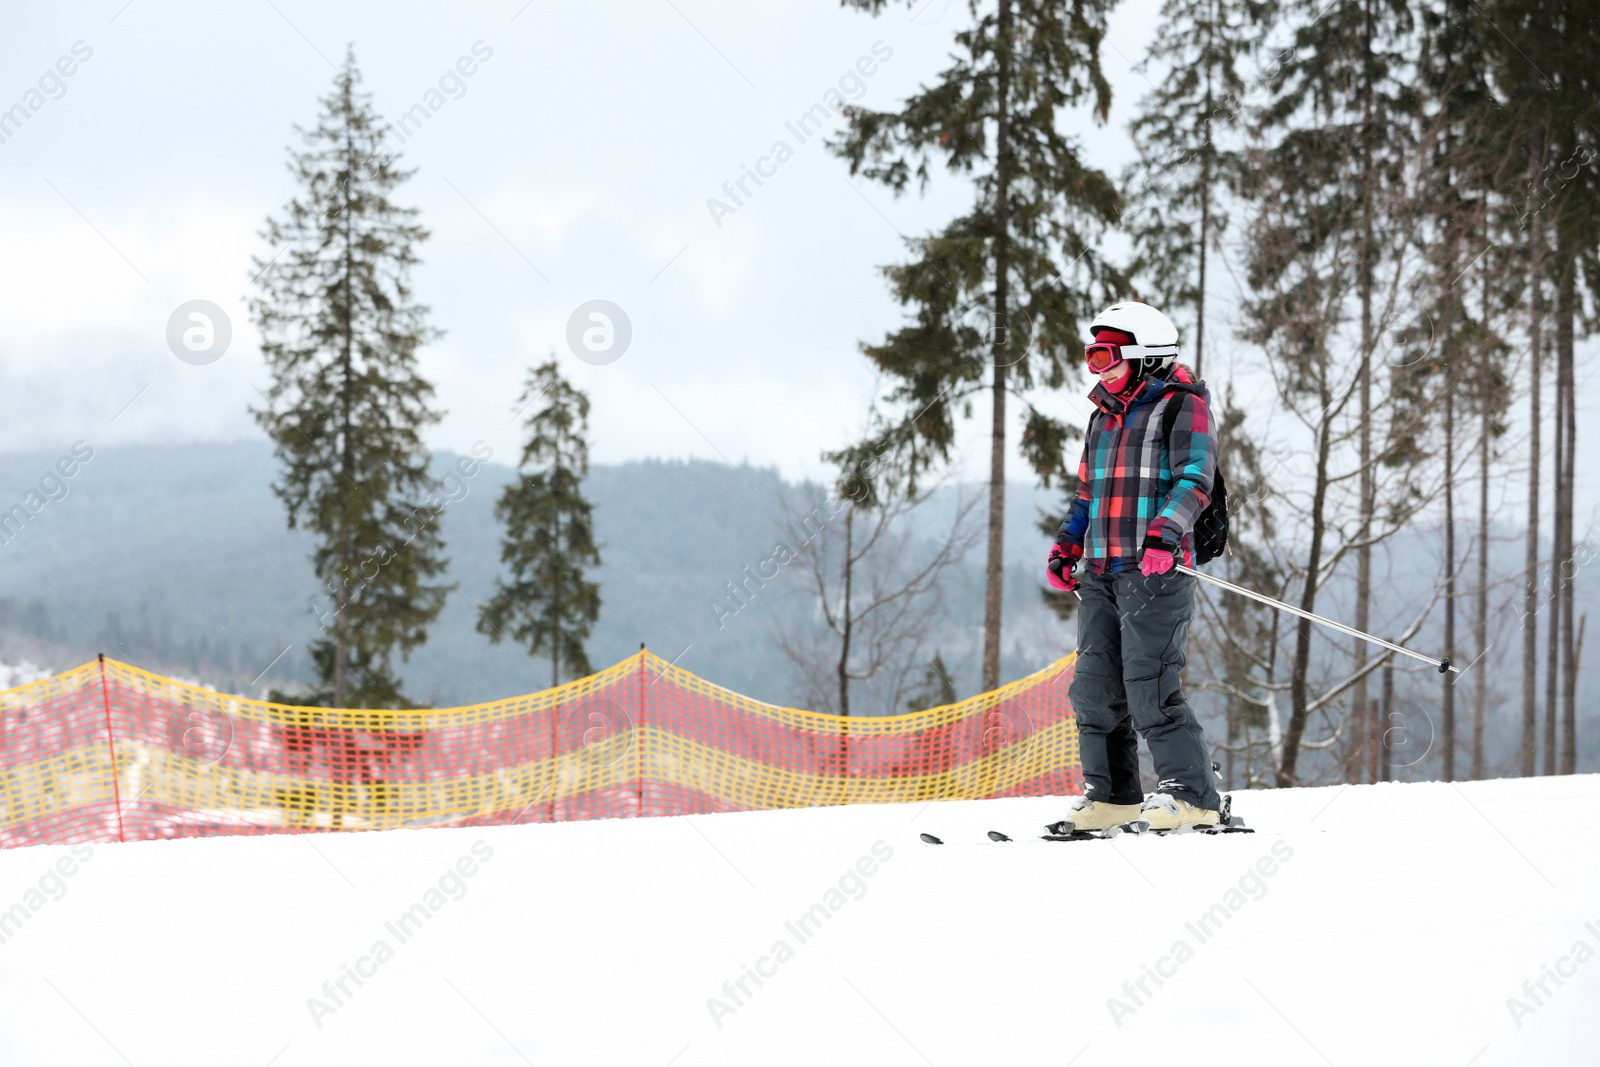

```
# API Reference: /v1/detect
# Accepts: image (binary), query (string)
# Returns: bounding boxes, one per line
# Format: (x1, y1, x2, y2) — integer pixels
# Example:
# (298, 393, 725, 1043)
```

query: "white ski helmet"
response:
(1089, 302, 1180, 372)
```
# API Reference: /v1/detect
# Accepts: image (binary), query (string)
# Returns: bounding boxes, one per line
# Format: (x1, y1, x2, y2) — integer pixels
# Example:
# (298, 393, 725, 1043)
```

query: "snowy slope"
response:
(0, 777, 1595, 1066)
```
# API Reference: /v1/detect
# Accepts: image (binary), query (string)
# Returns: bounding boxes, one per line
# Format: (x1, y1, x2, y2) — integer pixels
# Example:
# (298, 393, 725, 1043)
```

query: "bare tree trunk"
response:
(1557, 247, 1576, 774)
(1265, 609, 1280, 782)
(552, 513, 563, 687)
(1520, 129, 1547, 778)
(1443, 307, 1457, 781)
(1543, 284, 1563, 777)
(1281, 379, 1333, 786)
(1379, 652, 1394, 782)
(1350, 313, 1372, 783)
(1540, 222, 1568, 776)
(1368, 671, 1379, 782)
(983, 370, 1007, 694)
(335, 124, 356, 709)
(1473, 247, 1491, 780)
(1567, 613, 1586, 774)
(1266, 609, 1283, 775)
(1350, 0, 1376, 785)
(838, 508, 855, 717)
(981, 0, 1013, 695)
(1225, 718, 1234, 790)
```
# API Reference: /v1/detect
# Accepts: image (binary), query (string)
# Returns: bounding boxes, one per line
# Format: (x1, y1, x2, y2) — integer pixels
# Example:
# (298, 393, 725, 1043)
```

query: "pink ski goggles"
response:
(1086, 339, 1173, 373)
(1085, 341, 1124, 374)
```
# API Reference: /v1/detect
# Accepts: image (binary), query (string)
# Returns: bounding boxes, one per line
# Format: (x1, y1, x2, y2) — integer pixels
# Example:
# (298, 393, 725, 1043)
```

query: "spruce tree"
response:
(905, 651, 959, 711)
(1124, 0, 1260, 377)
(832, 0, 1123, 692)
(1414, 0, 1506, 780)
(479, 359, 602, 686)
(251, 51, 447, 710)
(1524, 2, 1597, 777)
(1465, 197, 1516, 781)
(1479, 0, 1561, 776)
(1245, 0, 1429, 784)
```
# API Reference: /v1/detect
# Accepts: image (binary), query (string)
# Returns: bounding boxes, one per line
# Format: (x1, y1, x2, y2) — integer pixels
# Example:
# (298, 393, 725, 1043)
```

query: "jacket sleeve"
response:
(1056, 428, 1093, 552)
(1144, 391, 1215, 551)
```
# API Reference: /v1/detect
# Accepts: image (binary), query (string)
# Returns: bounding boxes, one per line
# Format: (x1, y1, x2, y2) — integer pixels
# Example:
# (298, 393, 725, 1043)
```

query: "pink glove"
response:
(1046, 543, 1080, 592)
(1140, 546, 1175, 577)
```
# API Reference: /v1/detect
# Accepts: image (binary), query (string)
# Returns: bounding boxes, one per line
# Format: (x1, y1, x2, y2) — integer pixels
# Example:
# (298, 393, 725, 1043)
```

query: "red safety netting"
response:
(0, 652, 1080, 848)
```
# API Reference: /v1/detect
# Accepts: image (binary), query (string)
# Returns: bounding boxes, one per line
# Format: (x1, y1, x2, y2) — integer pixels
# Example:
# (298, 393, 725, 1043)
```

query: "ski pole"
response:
(1175, 564, 1460, 674)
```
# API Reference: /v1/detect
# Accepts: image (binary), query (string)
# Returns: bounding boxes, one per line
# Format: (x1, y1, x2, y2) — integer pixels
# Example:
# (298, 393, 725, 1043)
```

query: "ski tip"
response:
(986, 830, 1012, 842)
(918, 832, 944, 845)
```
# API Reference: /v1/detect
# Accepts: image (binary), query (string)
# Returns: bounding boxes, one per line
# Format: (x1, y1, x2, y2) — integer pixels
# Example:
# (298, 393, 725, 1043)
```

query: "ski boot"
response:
(1136, 793, 1221, 832)
(1044, 796, 1143, 836)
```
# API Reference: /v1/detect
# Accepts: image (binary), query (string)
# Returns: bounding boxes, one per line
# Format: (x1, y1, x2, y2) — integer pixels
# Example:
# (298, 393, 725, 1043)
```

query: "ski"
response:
(1135, 817, 1255, 836)
(989, 822, 1141, 843)
(1042, 819, 1143, 841)
(1035, 816, 1251, 841)
(918, 827, 1132, 844)
(920, 819, 1250, 845)
(1041, 829, 1129, 842)
(918, 828, 1127, 845)
(919, 796, 1254, 845)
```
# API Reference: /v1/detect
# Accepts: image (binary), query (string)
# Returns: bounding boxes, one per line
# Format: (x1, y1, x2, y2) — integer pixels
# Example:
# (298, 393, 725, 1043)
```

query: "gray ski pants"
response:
(1068, 568, 1221, 811)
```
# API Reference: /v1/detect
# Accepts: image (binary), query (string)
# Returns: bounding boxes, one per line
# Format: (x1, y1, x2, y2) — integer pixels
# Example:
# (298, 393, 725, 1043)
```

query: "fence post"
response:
(97, 654, 126, 844)
(548, 676, 557, 826)
(637, 645, 646, 817)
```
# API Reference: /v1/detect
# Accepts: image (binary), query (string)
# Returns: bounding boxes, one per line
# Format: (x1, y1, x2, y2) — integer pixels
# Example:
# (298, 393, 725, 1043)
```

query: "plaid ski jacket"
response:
(1057, 364, 1216, 574)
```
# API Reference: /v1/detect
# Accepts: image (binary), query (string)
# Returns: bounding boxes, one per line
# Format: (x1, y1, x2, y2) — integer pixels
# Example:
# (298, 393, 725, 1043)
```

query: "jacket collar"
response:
(1089, 364, 1199, 416)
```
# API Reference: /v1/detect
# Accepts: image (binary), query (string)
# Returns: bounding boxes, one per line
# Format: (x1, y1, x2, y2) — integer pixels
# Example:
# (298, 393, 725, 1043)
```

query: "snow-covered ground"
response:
(0, 776, 1595, 1065)
(0, 662, 51, 690)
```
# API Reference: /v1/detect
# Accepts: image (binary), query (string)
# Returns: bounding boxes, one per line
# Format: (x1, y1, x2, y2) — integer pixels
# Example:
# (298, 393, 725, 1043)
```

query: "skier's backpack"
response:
(1160, 387, 1229, 565)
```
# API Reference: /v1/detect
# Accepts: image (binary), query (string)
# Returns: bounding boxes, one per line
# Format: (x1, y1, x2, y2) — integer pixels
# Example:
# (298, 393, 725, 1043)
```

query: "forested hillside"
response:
(0, 441, 1061, 711)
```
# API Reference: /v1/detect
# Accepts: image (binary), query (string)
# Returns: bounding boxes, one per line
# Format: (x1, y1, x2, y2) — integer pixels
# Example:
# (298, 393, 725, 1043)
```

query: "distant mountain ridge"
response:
(0, 441, 1064, 711)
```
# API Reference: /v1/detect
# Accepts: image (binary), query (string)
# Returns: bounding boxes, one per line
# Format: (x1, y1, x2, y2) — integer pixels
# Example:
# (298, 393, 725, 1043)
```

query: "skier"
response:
(1045, 301, 1223, 832)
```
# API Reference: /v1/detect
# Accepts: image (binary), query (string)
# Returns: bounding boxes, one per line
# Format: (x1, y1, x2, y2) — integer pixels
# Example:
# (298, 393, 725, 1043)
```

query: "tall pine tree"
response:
(251, 51, 447, 710)
(1415, 0, 1501, 780)
(832, 0, 1123, 692)
(1480, 0, 1559, 776)
(1124, 0, 1260, 377)
(479, 359, 602, 686)
(1471, 0, 1598, 776)
(1533, 3, 1598, 776)
(1245, 0, 1429, 784)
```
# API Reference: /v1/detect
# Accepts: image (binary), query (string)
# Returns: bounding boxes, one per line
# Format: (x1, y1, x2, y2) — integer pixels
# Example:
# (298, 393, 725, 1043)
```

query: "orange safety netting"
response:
(0, 652, 1080, 848)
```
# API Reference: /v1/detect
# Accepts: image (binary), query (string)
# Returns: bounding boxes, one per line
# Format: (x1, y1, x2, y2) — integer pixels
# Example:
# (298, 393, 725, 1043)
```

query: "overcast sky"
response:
(0, 0, 1163, 485)
(2, 0, 1595, 538)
